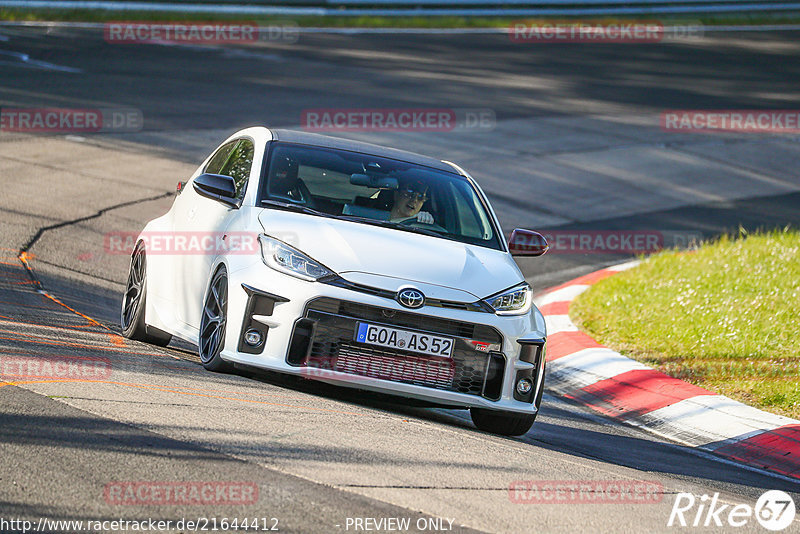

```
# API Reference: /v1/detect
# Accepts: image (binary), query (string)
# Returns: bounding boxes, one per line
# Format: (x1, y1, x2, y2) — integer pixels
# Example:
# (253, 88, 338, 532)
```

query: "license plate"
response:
(354, 322, 454, 358)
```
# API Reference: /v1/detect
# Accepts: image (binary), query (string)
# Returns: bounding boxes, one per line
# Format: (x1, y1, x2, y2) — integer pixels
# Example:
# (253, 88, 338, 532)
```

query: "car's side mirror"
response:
(509, 228, 549, 257)
(193, 173, 240, 208)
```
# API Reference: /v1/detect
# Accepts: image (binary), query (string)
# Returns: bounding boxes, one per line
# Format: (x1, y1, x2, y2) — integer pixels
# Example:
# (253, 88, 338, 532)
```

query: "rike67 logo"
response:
(668, 490, 796, 531)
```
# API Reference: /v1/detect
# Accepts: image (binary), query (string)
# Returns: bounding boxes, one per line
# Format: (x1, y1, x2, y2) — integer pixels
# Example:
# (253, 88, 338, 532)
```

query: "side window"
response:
(204, 140, 238, 175)
(219, 139, 255, 200)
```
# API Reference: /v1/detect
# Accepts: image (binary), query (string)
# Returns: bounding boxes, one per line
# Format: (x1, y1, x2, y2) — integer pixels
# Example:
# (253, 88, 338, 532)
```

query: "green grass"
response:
(570, 228, 800, 419)
(2, 8, 800, 28)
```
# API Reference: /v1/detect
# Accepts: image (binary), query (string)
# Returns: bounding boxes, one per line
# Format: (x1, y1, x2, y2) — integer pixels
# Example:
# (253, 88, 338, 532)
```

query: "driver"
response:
(390, 178, 434, 224)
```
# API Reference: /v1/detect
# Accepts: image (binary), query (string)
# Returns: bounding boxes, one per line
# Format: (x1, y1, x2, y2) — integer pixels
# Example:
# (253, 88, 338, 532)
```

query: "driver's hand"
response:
(416, 211, 434, 224)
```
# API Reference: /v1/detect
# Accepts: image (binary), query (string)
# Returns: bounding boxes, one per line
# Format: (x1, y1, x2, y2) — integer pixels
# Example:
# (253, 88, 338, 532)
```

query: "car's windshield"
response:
(259, 142, 503, 250)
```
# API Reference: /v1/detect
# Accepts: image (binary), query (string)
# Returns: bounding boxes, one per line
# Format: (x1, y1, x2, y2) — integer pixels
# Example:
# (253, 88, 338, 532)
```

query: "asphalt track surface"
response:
(1, 25, 800, 533)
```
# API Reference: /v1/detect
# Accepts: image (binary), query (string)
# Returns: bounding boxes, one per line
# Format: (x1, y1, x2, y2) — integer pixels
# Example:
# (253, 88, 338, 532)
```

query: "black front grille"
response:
(288, 298, 504, 399)
(310, 297, 501, 342)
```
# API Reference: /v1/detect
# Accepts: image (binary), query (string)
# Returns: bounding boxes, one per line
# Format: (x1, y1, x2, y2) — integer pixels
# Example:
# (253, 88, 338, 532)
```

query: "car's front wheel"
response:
(470, 408, 536, 436)
(199, 266, 232, 372)
(121, 244, 172, 346)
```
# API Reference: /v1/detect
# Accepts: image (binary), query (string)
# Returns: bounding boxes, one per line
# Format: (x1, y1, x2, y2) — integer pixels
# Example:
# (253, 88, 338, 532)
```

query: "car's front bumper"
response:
(220, 262, 547, 414)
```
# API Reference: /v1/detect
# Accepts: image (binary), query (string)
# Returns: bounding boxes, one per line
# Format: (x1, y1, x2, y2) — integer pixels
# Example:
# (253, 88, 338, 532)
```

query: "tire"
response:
(470, 408, 536, 436)
(121, 244, 172, 347)
(199, 266, 232, 372)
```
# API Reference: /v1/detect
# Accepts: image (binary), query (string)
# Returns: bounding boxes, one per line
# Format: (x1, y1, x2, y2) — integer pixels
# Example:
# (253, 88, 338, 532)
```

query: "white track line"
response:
(0, 49, 82, 72)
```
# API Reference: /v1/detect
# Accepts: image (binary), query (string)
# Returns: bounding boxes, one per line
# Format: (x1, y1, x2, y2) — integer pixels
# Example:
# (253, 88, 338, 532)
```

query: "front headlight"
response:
(258, 234, 333, 281)
(484, 283, 532, 315)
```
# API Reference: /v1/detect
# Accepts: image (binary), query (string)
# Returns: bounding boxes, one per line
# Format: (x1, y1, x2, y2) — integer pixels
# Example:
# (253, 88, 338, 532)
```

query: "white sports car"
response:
(121, 127, 549, 436)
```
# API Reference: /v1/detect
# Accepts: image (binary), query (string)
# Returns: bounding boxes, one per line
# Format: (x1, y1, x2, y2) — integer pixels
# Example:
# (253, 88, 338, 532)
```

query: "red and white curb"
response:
(535, 260, 800, 480)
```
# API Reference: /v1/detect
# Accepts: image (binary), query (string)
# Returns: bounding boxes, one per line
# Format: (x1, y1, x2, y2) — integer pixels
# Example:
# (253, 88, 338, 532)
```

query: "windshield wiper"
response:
(336, 215, 402, 230)
(391, 224, 448, 239)
(261, 199, 332, 218)
(337, 216, 456, 241)
(261, 206, 457, 242)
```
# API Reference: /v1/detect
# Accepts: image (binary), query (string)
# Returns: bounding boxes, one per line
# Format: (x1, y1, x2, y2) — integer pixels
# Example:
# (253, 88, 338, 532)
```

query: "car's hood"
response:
(258, 210, 522, 301)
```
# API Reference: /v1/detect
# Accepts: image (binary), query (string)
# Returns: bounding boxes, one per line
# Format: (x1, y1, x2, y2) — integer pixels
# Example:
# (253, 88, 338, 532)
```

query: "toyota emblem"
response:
(397, 288, 425, 309)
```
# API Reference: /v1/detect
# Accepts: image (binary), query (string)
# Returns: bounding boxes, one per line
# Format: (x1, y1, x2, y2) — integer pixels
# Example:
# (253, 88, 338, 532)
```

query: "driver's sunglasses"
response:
(400, 189, 427, 201)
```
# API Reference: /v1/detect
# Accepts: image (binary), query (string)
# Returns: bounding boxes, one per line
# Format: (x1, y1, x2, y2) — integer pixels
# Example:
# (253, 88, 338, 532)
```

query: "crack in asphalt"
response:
(19, 191, 171, 260)
(46, 396, 200, 408)
(343, 485, 513, 490)
(12, 191, 172, 340)
(339, 484, 681, 496)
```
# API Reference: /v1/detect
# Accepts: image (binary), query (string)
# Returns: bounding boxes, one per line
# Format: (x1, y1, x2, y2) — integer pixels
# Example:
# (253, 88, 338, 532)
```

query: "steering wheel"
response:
(292, 179, 317, 209)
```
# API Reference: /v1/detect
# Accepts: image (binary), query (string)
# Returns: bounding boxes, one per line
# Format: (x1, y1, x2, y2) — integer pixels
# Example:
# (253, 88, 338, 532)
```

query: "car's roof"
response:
(269, 129, 460, 175)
